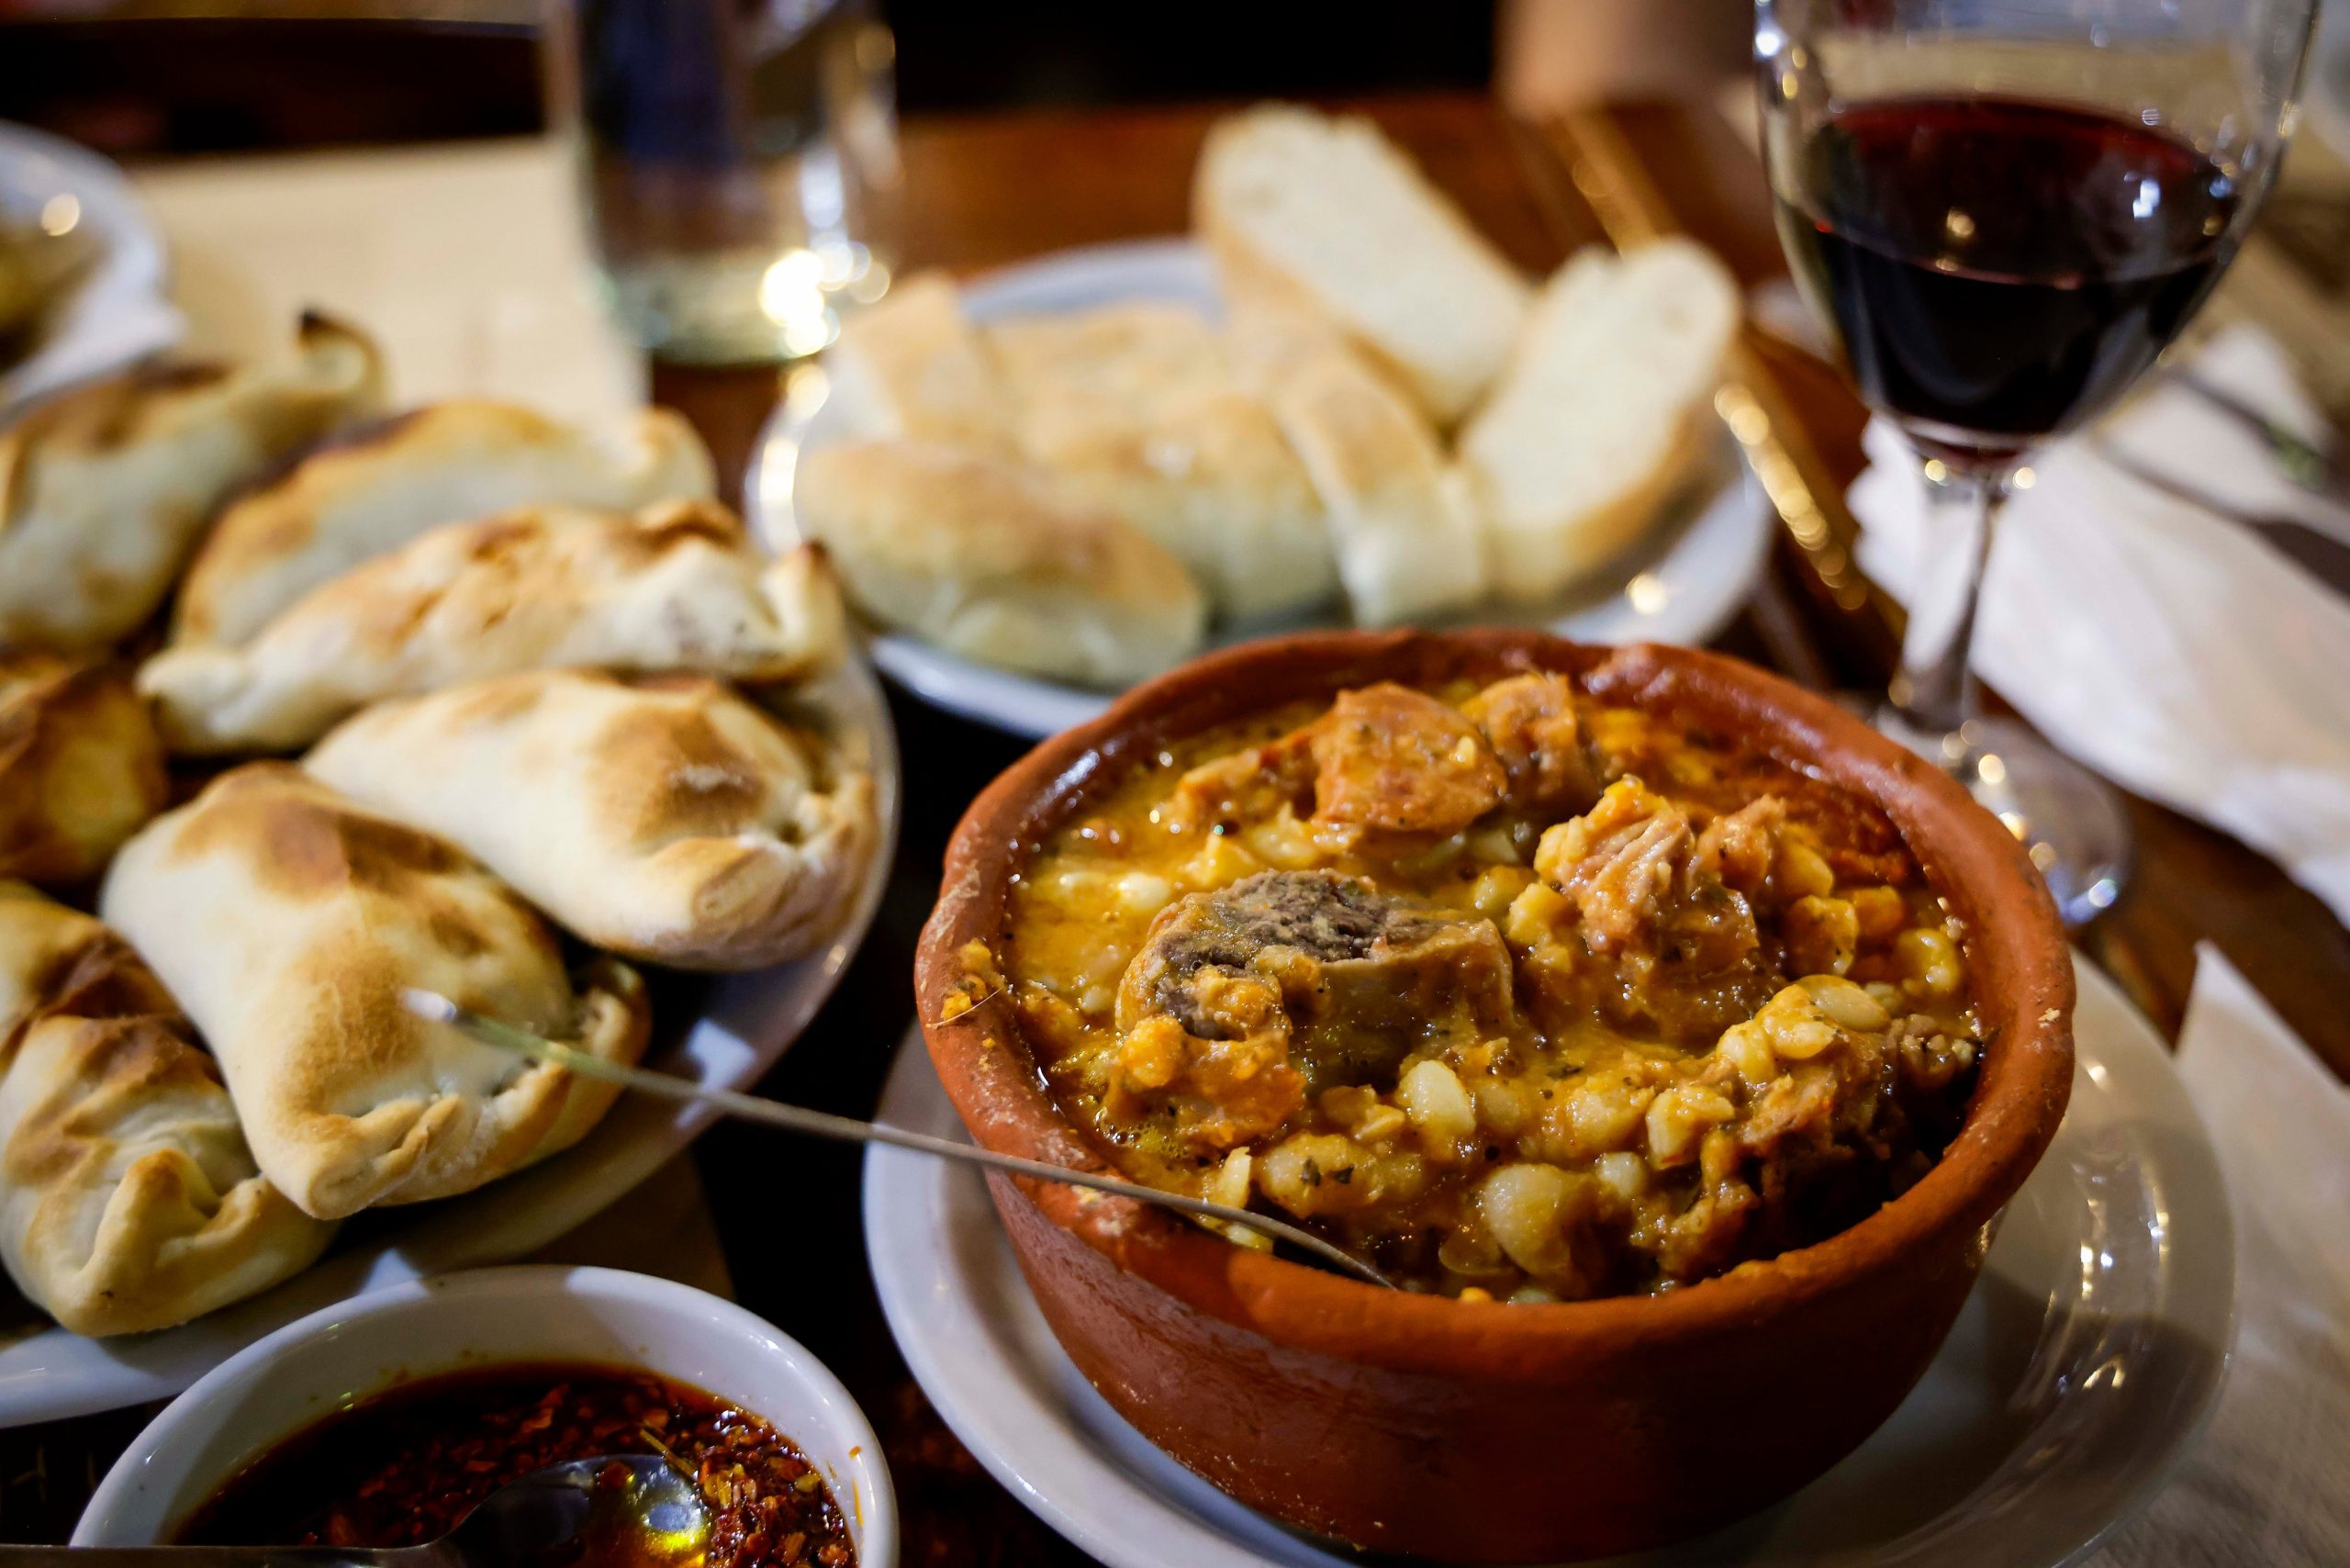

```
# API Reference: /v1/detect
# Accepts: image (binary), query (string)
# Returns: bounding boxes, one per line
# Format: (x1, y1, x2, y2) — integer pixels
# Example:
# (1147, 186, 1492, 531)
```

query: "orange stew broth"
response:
(992, 673, 1983, 1301)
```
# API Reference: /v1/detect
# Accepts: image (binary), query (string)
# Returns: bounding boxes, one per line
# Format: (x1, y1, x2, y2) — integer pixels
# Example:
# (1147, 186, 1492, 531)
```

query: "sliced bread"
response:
(1195, 105, 1531, 426)
(1236, 330, 1486, 627)
(1457, 239, 1740, 605)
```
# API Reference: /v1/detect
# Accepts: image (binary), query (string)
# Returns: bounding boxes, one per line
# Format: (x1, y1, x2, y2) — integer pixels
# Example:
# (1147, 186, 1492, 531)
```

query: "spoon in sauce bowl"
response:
(1, 1454, 706, 1566)
(399, 989, 1402, 1292)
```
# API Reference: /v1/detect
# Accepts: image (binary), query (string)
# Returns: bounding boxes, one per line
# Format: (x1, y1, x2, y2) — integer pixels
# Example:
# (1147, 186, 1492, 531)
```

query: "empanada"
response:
(172, 399, 716, 646)
(0, 654, 168, 885)
(0, 883, 333, 1337)
(99, 766, 652, 1220)
(308, 669, 876, 970)
(0, 315, 383, 653)
(139, 499, 845, 755)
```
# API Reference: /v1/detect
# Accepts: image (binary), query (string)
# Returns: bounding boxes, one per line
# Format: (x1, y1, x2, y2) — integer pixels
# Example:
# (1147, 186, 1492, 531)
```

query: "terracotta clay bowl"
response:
(915, 632, 2074, 1564)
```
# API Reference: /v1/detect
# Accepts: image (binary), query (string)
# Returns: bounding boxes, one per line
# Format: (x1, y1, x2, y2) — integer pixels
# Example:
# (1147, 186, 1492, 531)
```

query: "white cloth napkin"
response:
(2087, 946, 2350, 1568)
(1847, 326, 2350, 926)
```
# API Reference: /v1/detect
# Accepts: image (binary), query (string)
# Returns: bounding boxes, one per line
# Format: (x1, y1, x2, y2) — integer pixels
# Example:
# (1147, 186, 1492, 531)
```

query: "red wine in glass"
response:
(1774, 95, 2241, 461)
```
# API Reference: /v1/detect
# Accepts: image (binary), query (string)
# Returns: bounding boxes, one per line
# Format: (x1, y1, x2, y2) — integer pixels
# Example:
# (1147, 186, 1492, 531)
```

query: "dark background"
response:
(0, 2, 1497, 158)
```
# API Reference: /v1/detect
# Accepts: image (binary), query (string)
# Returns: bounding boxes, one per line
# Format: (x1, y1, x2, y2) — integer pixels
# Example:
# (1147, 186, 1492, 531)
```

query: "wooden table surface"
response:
(3, 89, 2344, 1566)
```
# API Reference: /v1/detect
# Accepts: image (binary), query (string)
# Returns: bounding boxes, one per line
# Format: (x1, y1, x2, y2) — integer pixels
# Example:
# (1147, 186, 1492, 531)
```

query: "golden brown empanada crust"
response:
(0, 884, 333, 1337)
(101, 767, 653, 1218)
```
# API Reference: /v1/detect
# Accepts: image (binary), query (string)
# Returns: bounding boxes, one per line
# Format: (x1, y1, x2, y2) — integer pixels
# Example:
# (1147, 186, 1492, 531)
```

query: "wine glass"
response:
(1756, 0, 2316, 924)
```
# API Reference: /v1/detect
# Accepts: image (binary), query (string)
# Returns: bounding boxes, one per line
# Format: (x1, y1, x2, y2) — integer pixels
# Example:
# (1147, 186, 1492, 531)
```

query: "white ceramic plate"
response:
(0, 119, 181, 418)
(863, 954, 2234, 1568)
(749, 239, 1775, 739)
(0, 656, 901, 1428)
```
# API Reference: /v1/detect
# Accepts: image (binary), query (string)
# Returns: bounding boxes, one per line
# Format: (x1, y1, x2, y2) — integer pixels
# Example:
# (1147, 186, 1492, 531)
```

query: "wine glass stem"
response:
(1886, 457, 2011, 755)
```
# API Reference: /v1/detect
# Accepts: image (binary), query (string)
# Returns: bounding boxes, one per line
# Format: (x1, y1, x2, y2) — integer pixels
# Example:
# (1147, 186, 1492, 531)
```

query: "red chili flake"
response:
(173, 1361, 855, 1568)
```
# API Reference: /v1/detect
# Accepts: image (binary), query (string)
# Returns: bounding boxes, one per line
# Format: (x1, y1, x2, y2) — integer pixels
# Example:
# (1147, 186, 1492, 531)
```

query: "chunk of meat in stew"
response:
(1462, 672, 1599, 813)
(1115, 872, 1516, 1141)
(1535, 779, 1709, 955)
(1308, 685, 1505, 835)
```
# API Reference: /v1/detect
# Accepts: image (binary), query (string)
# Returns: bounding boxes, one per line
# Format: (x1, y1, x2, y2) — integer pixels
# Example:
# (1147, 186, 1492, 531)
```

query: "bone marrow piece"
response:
(1111, 870, 1516, 1147)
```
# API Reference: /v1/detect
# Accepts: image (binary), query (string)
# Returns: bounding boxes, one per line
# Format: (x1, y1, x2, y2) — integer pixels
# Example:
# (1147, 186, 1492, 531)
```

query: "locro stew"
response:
(972, 665, 1984, 1301)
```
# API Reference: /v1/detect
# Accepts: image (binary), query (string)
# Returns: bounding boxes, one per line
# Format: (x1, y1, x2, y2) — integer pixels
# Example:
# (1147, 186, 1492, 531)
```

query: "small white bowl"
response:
(75, 1265, 896, 1565)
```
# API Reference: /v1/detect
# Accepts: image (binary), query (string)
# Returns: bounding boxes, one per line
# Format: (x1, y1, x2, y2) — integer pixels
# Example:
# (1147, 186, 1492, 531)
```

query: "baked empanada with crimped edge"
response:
(0, 883, 333, 1337)
(171, 398, 714, 647)
(0, 654, 168, 886)
(139, 499, 845, 755)
(308, 668, 876, 971)
(0, 314, 382, 653)
(99, 766, 652, 1220)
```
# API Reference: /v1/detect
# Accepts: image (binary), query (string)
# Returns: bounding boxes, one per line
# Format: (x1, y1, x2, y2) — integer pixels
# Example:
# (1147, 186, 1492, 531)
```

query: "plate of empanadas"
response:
(751, 104, 1773, 738)
(0, 314, 891, 1421)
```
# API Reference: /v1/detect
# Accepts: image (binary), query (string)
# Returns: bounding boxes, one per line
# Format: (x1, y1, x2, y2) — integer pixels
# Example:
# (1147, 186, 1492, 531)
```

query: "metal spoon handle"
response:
(401, 991, 1395, 1291)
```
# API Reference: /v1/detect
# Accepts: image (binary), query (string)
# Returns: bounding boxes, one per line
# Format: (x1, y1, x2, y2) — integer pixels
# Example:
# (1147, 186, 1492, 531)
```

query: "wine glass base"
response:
(1877, 711, 2134, 927)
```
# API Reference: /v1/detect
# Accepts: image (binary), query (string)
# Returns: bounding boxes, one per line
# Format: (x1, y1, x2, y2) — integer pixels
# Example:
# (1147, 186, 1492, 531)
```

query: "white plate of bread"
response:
(753, 105, 1772, 738)
(0, 316, 893, 1420)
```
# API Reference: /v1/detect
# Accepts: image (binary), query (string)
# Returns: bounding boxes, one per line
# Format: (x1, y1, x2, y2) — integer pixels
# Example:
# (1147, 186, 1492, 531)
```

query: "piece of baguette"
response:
(1235, 331, 1486, 627)
(1457, 240, 1740, 605)
(794, 440, 1206, 689)
(1194, 105, 1530, 426)
(822, 272, 1016, 454)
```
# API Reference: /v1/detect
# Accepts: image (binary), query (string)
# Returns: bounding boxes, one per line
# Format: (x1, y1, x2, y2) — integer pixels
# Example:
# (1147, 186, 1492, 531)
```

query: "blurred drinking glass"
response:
(1757, 0, 2315, 924)
(543, 0, 901, 365)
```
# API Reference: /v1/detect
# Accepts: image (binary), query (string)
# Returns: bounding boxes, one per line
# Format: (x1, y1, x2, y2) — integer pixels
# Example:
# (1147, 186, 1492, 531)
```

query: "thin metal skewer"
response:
(399, 990, 1396, 1291)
